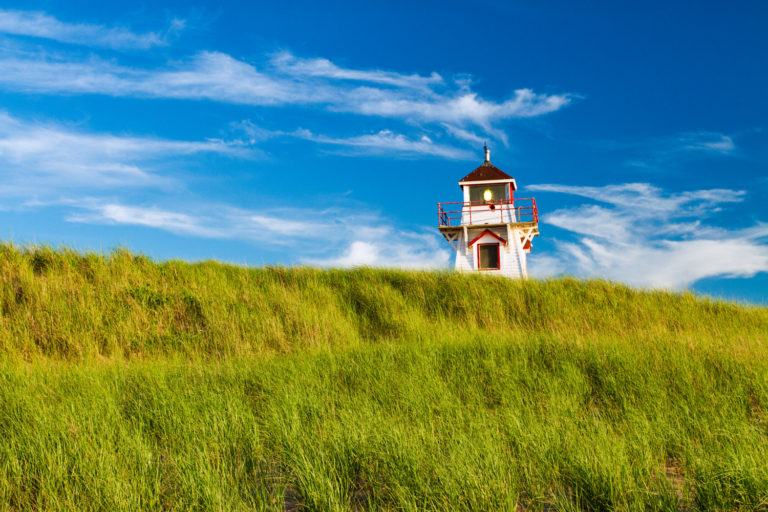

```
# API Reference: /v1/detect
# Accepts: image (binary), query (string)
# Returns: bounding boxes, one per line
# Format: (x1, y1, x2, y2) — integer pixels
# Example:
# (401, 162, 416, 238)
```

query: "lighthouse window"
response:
(470, 184, 507, 204)
(478, 243, 500, 270)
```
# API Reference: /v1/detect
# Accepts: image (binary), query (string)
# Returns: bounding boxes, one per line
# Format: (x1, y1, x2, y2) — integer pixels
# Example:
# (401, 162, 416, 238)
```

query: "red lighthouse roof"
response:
(458, 145, 517, 189)
(459, 161, 513, 183)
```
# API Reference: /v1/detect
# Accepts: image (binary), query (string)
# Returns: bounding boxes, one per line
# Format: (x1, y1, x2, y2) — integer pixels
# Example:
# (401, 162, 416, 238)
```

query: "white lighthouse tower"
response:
(437, 145, 539, 278)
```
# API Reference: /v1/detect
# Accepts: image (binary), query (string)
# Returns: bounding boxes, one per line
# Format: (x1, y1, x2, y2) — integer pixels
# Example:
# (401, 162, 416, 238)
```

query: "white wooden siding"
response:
(454, 227, 527, 278)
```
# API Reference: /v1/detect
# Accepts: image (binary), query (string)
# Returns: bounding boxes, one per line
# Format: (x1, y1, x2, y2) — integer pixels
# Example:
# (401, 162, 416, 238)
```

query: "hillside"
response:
(0, 245, 767, 511)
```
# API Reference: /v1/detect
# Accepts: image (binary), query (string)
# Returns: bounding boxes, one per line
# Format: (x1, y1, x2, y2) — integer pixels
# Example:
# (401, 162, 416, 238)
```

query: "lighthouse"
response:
(437, 145, 539, 278)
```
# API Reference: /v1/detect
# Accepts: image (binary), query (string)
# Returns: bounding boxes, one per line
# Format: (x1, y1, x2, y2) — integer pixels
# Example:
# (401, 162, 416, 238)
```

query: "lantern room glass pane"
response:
(469, 184, 507, 203)
(478, 244, 499, 269)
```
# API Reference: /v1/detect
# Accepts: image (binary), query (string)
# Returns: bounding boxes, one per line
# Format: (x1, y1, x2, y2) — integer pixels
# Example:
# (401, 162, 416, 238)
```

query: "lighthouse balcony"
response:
(437, 198, 539, 232)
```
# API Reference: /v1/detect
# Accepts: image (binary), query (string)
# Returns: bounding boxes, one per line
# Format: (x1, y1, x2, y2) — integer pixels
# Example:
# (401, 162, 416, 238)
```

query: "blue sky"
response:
(0, 1, 766, 303)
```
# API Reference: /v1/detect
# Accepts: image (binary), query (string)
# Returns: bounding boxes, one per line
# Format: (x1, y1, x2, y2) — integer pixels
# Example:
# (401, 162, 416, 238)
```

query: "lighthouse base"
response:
(446, 224, 536, 279)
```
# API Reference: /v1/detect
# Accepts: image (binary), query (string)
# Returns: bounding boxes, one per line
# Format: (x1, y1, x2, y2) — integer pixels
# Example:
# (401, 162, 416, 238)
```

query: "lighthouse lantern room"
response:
(437, 145, 539, 278)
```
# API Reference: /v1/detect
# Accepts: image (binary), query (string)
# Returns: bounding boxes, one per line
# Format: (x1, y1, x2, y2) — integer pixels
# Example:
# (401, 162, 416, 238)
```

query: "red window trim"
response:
(468, 229, 507, 247)
(477, 243, 501, 271)
(467, 183, 510, 203)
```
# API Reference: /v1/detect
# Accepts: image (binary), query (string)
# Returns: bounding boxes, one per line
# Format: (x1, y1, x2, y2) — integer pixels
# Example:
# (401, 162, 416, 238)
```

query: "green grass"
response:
(0, 244, 767, 510)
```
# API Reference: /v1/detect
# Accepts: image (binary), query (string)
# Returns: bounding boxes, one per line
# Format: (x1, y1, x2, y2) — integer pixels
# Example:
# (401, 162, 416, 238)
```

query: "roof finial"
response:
(483, 142, 490, 164)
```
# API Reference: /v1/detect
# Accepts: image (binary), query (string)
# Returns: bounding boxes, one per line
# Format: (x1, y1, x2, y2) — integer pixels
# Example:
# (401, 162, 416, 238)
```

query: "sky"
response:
(0, 0, 766, 304)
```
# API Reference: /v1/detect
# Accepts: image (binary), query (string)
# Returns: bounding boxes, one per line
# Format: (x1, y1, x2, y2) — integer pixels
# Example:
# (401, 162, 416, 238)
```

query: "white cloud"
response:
(245, 214, 333, 237)
(0, 9, 180, 49)
(341, 87, 569, 126)
(270, 51, 443, 90)
(440, 123, 485, 145)
(308, 238, 449, 269)
(69, 202, 451, 269)
(293, 129, 474, 159)
(73, 204, 222, 238)
(233, 120, 474, 159)
(0, 109, 473, 210)
(588, 131, 741, 172)
(527, 182, 768, 288)
(0, 112, 249, 196)
(0, 47, 572, 129)
(679, 132, 736, 155)
(0, 51, 300, 104)
(530, 183, 744, 218)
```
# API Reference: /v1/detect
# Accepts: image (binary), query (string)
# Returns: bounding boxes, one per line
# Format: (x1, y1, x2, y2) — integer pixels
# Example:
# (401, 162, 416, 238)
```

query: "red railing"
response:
(437, 198, 538, 227)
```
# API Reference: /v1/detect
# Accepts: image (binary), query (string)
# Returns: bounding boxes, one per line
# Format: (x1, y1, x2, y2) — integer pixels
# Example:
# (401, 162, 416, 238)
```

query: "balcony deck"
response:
(437, 198, 539, 244)
(437, 198, 538, 227)
(438, 220, 539, 232)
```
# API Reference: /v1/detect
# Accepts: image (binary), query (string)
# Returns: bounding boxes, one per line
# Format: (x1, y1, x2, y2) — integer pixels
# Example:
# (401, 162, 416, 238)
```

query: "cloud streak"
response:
(678, 132, 736, 155)
(270, 51, 443, 90)
(0, 112, 249, 197)
(69, 201, 451, 269)
(528, 182, 768, 288)
(233, 120, 473, 159)
(292, 129, 474, 159)
(0, 9, 182, 49)
(0, 47, 572, 131)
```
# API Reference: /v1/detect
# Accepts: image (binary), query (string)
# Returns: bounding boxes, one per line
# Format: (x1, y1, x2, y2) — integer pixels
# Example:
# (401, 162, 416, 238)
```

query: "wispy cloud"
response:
(0, 112, 249, 197)
(307, 237, 450, 269)
(592, 131, 740, 156)
(292, 129, 474, 159)
(69, 201, 451, 269)
(678, 131, 736, 155)
(605, 131, 742, 171)
(440, 123, 486, 145)
(270, 51, 443, 90)
(72, 203, 223, 237)
(0, 47, 572, 131)
(531, 183, 744, 220)
(527, 182, 768, 288)
(0, 9, 182, 49)
(233, 120, 473, 159)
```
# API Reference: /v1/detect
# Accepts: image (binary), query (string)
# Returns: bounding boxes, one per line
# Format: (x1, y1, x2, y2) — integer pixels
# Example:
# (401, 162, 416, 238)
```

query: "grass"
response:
(0, 244, 767, 510)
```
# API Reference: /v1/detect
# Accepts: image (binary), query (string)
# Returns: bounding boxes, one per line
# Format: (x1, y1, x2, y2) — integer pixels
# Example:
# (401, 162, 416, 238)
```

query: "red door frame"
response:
(477, 243, 501, 270)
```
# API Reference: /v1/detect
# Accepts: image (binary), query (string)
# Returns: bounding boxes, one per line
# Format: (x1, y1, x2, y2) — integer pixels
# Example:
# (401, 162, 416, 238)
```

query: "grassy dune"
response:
(0, 245, 767, 510)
